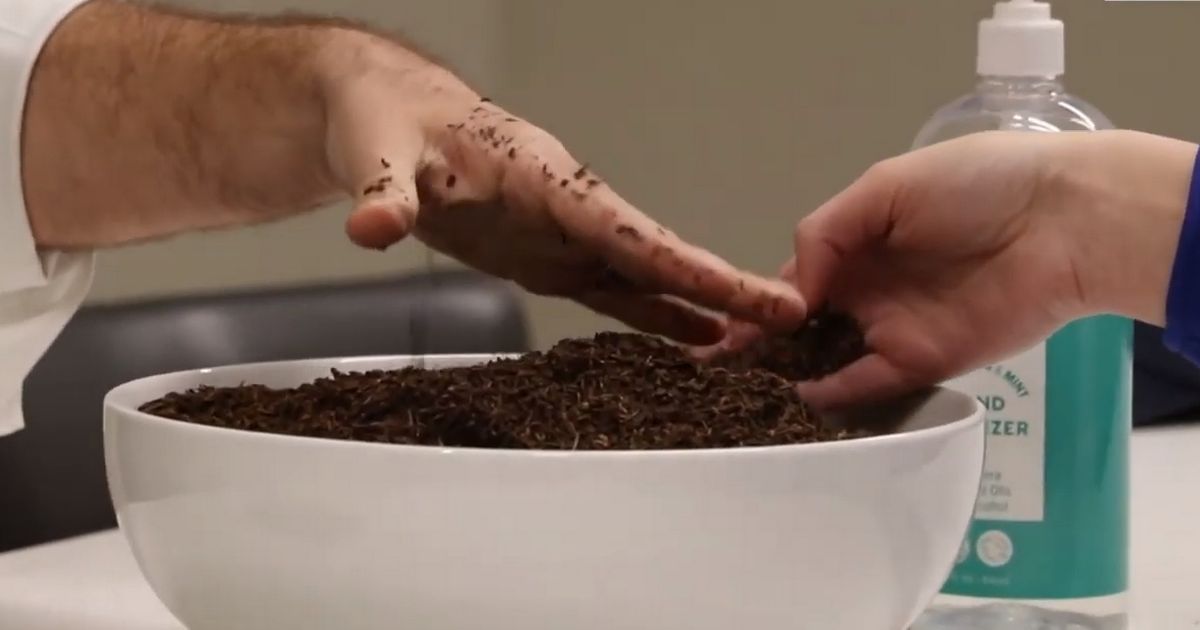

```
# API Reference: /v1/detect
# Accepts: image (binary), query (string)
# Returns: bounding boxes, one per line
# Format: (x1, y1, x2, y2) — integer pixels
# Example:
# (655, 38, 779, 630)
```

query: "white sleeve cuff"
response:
(0, 251, 94, 436)
(0, 0, 96, 435)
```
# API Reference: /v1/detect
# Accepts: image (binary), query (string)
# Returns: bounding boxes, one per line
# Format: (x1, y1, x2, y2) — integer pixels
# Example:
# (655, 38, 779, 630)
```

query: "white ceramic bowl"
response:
(104, 355, 984, 630)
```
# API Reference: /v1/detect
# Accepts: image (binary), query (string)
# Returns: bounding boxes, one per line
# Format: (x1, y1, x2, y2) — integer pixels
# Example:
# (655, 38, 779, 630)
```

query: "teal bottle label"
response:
(940, 315, 1130, 599)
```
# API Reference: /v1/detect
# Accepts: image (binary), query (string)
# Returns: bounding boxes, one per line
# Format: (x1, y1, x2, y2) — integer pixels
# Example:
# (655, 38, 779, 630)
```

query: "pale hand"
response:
(698, 130, 1196, 408)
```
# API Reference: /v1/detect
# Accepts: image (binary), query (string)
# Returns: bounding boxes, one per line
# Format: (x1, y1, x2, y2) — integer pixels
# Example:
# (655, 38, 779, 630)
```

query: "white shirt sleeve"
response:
(0, 0, 96, 436)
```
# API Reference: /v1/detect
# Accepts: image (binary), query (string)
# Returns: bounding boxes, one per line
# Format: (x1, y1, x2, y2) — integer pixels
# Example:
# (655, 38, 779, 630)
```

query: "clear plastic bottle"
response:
(912, 75, 1113, 145)
(910, 2, 1130, 630)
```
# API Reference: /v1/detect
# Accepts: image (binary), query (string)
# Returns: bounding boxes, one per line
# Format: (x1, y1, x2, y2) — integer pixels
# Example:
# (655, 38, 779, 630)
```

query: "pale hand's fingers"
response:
(792, 163, 901, 308)
(576, 291, 727, 346)
(795, 353, 918, 410)
(779, 257, 799, 289)
(489, 120, 806, 329)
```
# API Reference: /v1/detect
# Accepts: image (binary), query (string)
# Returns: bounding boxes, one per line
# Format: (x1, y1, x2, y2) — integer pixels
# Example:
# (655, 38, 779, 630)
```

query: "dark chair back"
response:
(0, 270, 529, 551)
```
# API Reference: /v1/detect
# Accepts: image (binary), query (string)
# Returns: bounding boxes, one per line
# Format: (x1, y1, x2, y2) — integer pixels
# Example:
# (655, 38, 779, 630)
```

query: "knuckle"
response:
(862, 158, 901, 188)
(792, 221, 812, 249)
(793, 219, 828, 255)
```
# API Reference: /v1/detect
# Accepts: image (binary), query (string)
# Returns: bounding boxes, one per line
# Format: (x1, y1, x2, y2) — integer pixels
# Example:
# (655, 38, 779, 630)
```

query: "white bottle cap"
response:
(977, 0, 1064, 78)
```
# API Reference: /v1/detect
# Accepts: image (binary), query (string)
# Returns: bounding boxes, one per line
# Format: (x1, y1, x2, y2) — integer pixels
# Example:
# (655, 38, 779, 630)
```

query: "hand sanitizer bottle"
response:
(909, 2, 1130, 630)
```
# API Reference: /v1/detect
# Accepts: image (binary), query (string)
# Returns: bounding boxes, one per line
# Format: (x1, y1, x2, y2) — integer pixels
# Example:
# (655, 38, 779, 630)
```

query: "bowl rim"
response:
(104, 353, 985, 459)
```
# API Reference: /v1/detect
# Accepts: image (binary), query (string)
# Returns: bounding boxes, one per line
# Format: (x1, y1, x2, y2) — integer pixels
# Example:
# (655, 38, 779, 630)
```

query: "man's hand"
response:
(699, 130, 1196, 408)
(317, 31, 803, 344)
(21, 1, 803, 344)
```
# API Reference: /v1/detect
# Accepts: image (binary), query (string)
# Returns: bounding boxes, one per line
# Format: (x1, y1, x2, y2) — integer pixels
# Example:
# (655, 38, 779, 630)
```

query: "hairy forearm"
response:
(21, 0, 437, 249)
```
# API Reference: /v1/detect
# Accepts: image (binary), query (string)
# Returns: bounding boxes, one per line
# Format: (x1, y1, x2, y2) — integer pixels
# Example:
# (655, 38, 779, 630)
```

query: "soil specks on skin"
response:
(615, 225, 643, 241)
(380, 158, 391, 169)
(560, 179, 569, 187)
(571, 191, 587, 201)
(573, 165, 589, 179)
(446, 174, 457, 189)
(362, 178, 389, 196)
(140, 331, 870, 450)
(508, 148, 517, 159)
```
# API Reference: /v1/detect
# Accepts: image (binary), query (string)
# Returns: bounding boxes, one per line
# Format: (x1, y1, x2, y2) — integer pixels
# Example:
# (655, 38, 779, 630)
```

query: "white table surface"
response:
(1, 425, 1197, 630)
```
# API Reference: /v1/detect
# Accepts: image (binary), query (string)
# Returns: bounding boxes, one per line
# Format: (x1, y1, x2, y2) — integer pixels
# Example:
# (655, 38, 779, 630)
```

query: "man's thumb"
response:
(345, 156, 421, 251)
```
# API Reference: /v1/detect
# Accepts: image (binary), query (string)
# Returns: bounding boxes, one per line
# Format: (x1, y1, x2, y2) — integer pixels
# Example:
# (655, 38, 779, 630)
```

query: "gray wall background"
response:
(88, 0, 1200, 348)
